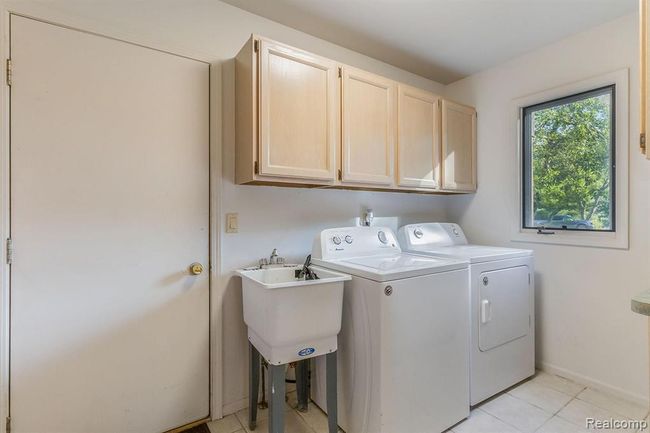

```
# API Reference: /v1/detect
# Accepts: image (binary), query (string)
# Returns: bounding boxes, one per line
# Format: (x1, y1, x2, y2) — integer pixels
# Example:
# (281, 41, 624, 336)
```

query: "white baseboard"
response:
(538, 361, 649, 407)
(222, 397, 248, 417)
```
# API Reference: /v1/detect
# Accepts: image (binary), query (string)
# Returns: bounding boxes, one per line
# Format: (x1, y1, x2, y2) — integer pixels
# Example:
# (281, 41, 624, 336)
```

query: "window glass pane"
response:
(523, 86, 614, 231)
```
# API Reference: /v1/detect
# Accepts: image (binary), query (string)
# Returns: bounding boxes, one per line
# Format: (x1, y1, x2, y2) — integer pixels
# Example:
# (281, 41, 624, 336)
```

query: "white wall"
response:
(445, 13, 650, 403)
(3, 0, 646, 417)
(1, 0, 453, 415)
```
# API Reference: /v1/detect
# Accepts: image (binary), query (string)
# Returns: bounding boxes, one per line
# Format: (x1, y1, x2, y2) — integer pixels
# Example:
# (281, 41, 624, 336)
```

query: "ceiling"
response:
(222, 0, 637, 84)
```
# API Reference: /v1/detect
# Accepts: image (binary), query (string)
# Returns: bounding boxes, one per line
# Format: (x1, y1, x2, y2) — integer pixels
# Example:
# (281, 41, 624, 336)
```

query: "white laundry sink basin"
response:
(237, 265, 350, 365)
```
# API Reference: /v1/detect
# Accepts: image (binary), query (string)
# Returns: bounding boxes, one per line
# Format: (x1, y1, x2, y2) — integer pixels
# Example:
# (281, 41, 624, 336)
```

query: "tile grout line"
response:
(533, 394, 582, 432)
(234, 412, 245, 431)
(573, 390, 649, 422)
(293, 405, 320, 433)
(475, 390, 559, 432)
(509, 376, 650, 431)
(506, 382, 581, 416)
(474, 379, 586, 433)
(226, 376, 645, 433)
(473, 406, 527, 433)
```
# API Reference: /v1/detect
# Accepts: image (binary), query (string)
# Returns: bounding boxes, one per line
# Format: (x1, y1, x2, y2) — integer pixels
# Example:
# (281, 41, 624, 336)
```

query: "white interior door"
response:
(10, 16, 210, 433)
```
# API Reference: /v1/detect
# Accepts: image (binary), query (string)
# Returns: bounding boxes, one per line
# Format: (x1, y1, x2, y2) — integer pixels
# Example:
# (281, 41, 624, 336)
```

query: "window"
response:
(522, 85, 615, 233)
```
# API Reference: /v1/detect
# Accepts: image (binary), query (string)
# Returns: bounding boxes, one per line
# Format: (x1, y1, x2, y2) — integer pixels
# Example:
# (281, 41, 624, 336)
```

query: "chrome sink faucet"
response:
(362, 208, 374, 227)
(259, 248, 285, 268)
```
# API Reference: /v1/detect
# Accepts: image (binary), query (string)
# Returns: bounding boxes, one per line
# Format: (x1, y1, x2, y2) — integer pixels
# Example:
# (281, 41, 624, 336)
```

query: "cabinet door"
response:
(642, 0, 649, 157)
(258, 39, 338, 180)
(441, 100, 477, 191)
(397, 85, 440, 188)
(342, 67, 396, 185)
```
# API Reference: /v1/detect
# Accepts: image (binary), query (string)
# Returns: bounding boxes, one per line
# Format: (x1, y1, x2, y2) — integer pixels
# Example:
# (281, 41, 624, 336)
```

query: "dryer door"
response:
(478, 266, 530, 351)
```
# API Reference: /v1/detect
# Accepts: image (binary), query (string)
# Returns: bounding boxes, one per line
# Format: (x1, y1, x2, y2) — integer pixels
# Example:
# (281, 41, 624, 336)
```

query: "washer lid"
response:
(312, 253, 467, 282)
(407, 244, 532, 264)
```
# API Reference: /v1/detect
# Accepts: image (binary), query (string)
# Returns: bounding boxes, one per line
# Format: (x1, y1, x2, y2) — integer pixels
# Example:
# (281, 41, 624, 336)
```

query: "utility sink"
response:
(237, 265, 350, 365)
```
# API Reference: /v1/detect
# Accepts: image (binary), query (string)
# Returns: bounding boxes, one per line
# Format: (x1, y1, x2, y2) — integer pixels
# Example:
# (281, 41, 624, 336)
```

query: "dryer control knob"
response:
(377, 231, 388, 244)
(332, 235, 342, 245)
(345, 235, 353, 244)
(414, 228, 423, 238)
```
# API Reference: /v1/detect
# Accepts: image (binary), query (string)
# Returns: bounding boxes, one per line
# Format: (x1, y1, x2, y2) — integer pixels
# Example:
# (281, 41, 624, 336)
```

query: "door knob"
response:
(189, 262, 204, 275)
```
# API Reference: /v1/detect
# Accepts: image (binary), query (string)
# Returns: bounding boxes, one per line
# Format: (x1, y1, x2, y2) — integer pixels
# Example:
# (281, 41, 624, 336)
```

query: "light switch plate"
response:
(226, 213, 239, 233)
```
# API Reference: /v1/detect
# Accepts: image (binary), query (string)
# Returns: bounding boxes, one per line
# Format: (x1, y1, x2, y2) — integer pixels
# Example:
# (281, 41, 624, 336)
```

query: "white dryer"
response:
(397, 222, 534, 405)
(311, 226, 470, 433)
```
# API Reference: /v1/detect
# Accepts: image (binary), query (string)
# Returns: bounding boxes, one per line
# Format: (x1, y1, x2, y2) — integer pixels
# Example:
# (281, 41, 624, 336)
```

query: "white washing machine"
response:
(310, 226, 470, 433)
(397, 222, 535, 405)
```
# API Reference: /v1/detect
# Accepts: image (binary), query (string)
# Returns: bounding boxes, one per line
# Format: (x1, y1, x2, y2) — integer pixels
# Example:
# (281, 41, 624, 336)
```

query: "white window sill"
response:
(511, 228, 628, 250)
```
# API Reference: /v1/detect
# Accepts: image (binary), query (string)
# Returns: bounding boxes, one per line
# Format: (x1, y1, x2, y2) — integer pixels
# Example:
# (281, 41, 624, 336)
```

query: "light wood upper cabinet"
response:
(397, 85, 440, 189)
(235, 35, 477, 193)
(259, 39, 339, 180)
(341, 67, 396, 185)
(235, 36, 339, 184)
(441, 100, 477, 191)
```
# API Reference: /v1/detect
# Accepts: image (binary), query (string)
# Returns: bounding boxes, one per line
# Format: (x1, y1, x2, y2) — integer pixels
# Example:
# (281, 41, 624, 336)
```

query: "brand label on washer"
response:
(298, 347, 315, 357)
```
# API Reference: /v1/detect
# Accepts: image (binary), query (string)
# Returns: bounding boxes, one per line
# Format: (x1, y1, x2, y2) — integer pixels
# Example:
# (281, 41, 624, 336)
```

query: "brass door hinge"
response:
(253, 39, 259, 53)
(338, 67, 342, 78)
(641, 133, 646, 152)
(6, 238, 12, 265)
(5, 59, 11, 87)
(254, 161, 259, 174)
(6, 416, 10, 433)
(337, 169, 342, 181)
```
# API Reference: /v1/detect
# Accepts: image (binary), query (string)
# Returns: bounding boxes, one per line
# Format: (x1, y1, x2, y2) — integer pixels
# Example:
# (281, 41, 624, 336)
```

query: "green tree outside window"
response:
(523, 86, 614, 231)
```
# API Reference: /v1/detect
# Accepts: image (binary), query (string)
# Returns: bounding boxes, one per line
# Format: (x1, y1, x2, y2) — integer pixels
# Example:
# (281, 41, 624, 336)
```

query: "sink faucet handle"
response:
(269, 248, 279, 264)
(259, 258, 269, 268)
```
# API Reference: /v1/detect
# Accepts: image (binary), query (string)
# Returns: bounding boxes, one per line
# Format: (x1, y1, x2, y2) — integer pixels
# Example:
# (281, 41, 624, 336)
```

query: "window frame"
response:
(521, 84, 616, 233)
(511, 69, 629, 249)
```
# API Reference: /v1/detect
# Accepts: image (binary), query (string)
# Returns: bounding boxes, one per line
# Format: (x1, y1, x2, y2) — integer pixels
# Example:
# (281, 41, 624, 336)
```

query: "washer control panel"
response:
(314, 227, 400, 260)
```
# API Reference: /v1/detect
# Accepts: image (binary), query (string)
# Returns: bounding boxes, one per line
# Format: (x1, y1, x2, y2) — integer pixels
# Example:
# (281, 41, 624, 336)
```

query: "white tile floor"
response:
(207, 371, 650, 433)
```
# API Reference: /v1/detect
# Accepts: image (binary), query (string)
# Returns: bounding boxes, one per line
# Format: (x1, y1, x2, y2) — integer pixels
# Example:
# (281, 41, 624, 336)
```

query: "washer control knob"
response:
(332, 235, 342, 245)
(377, 230, 388, 244)
(452, 227, 459, 235)
(414, 228, 423, 239)
(345, 235, 353, 244)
